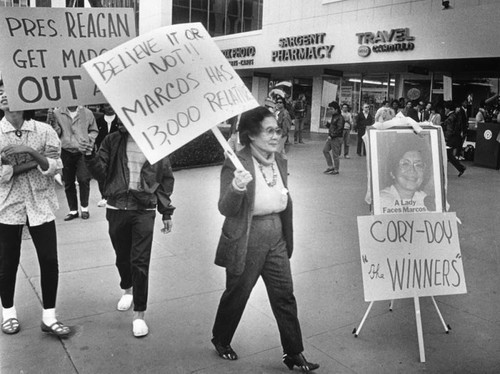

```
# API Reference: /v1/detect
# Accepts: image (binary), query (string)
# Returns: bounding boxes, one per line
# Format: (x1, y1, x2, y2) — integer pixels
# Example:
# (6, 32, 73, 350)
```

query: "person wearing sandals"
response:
(79, 120, 175, 338)
(0, 80, 70, 337)
(211, 106, 319, 372)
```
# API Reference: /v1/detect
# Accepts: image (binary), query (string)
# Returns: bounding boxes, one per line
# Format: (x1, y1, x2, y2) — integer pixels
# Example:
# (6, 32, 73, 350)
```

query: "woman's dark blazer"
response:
(214, 146, 293, 275)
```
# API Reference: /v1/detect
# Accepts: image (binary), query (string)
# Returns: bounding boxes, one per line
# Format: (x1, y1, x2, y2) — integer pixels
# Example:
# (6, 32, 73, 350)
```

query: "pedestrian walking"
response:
(355, 103, 374, 156)
(0, 80, 71, 338)
(79, 121, 175, 338)
(443, 101, 466, 177)
(94, 103, 119, 208)
(49, 105, 98, 221)
(211, 106, 319, 372)
(274, 96, 292, 155)
(341, 103, 353, 158)
(323, 101, 344, 174)
(293, 93, 307, 144)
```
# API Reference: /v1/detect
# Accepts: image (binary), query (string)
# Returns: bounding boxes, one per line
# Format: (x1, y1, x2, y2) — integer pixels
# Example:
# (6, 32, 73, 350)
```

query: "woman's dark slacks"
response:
(212, 214, 304, 355)
(106, 209, 155, 312)
(61, 149, 91, 211)
(0, 221, 59, 309)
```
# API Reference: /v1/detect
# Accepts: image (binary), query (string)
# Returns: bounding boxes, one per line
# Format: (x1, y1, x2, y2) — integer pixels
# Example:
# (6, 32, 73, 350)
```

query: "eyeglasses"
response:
(262, 127, 283, 137)
(399, 159, 425, 172)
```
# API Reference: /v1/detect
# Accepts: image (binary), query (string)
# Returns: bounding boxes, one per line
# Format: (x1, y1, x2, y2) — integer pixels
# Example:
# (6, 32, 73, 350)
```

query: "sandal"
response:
(41, 321, 71, 338)
(211, 337, 238, 360)
(2, 318, 20, 335)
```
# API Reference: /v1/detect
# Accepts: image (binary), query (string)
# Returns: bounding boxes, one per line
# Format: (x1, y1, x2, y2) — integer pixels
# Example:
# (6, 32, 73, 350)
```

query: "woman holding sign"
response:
(211, 106, 319, 372)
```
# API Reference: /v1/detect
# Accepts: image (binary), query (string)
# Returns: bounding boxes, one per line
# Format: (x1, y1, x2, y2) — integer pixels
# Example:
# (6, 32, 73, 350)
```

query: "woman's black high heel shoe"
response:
(211, 337, 238, 360)
(283, 353, 319, 372)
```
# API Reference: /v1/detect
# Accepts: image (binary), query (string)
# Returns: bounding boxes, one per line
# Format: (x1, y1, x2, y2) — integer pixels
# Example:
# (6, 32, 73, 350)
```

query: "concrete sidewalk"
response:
(1, 135, 499, 374)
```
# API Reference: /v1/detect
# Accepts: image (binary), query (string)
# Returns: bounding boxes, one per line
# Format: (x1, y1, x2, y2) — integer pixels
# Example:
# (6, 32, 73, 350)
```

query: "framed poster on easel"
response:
(355, 126, 467, 363)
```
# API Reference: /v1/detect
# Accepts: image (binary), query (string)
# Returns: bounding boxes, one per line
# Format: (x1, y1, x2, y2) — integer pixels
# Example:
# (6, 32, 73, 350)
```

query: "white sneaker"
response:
(97, 199, 107, 207)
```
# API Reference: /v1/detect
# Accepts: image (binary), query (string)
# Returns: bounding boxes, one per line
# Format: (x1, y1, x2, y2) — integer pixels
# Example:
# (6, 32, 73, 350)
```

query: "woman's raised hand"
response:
(233, 169, 252, 189)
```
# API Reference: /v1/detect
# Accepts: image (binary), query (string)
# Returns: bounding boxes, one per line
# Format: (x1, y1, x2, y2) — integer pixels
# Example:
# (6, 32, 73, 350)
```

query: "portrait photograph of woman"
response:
(369, 128, 444, 215)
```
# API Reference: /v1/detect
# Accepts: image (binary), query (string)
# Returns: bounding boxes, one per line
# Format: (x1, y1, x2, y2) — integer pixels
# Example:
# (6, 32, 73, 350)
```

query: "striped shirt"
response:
(126, 136, 147, 191)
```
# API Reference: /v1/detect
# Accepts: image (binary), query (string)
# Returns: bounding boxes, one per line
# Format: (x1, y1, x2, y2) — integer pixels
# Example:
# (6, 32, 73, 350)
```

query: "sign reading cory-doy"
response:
(83, 22, 258, 164)
(0, 7, 135, 110)
(357, 212, 467, 302)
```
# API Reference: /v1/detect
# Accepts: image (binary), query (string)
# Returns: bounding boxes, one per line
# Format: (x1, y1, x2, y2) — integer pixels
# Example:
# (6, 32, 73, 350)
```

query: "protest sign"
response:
(83, 22, 259, 164)
(357, 212, 467, 302)
(0, 7, 135, 110)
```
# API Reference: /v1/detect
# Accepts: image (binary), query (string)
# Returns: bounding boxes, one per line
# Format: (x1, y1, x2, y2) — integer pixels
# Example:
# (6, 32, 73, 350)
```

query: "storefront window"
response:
(340, 75, 361, 115)
(319, 76, 341, 129)
(173, 0, 263, 37)
(360, 74, 393, 113)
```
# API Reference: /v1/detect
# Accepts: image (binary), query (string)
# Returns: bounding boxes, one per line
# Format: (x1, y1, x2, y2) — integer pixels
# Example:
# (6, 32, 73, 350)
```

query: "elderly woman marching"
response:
(211, 106, 319, 372)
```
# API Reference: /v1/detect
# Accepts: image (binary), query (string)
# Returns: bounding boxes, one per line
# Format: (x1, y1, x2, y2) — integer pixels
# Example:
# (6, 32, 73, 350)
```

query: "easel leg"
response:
(414, 296, 426, 363)
(431, 296, 451, 333)
(352, 301, 374, 337)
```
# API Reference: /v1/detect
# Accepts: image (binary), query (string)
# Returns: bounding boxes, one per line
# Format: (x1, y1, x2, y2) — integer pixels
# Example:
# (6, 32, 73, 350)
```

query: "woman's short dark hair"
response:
(386, 135, 432, 190)
(238, 106, 274, 146)
(443, 101, 455, 111)
(328, 101, 340, 112)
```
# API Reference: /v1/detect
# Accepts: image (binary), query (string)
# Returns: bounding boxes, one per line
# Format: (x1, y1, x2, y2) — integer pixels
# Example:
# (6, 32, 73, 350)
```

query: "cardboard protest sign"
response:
(357, 212, 467, 301)
(0, 7, 136, 110)
(83, 22, 259, 164)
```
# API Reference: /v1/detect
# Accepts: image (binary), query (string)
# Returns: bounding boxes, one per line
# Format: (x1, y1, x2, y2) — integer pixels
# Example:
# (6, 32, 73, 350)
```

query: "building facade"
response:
(3, 0, 499, 133)
(140, 0, 500, 133)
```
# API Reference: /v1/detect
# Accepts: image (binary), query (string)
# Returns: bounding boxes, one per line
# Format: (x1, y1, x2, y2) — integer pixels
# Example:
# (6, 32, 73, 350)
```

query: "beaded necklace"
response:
(258, 162, 278, 187)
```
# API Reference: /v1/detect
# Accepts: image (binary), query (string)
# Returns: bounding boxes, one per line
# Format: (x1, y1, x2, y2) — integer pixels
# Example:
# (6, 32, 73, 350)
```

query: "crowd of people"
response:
(0, 76, 484, 371)
(0, 80, 321, 371)
(0, 79, 175, 340)
(321, 97, 473, 178)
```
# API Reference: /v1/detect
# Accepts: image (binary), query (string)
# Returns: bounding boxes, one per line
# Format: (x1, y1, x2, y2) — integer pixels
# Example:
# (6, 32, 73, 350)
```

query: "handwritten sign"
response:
(357, 212, 467, 302)
(0, 7, 135, 111)
(83, 22, 259, 164)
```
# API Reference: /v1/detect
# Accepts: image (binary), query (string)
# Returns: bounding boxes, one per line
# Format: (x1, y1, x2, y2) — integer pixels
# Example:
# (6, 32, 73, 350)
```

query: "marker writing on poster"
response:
(386, 257, 462, 291)
(369, 218, 453, 244)
(1, 8, 135, 107)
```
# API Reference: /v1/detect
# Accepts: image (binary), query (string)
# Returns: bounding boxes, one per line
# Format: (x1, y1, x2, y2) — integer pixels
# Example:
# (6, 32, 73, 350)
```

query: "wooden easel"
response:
(352, 296, 451, 362)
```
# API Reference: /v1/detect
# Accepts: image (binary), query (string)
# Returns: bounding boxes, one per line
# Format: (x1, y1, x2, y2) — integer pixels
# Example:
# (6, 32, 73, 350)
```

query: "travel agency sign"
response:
(356, 27, 415, 57)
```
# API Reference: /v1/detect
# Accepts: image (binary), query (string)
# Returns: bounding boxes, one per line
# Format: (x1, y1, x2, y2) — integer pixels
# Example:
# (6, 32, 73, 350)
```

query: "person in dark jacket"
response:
(443, 101, 466, 176)
(405, 100, 420, 122)
(322, 101, 345, 174)
(211, 106, 319, 372)
(355, 103, 374, 156)
(456, 98, 469, 160)
(94, 103, 119, 207)
(79, 123, 175, 338)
